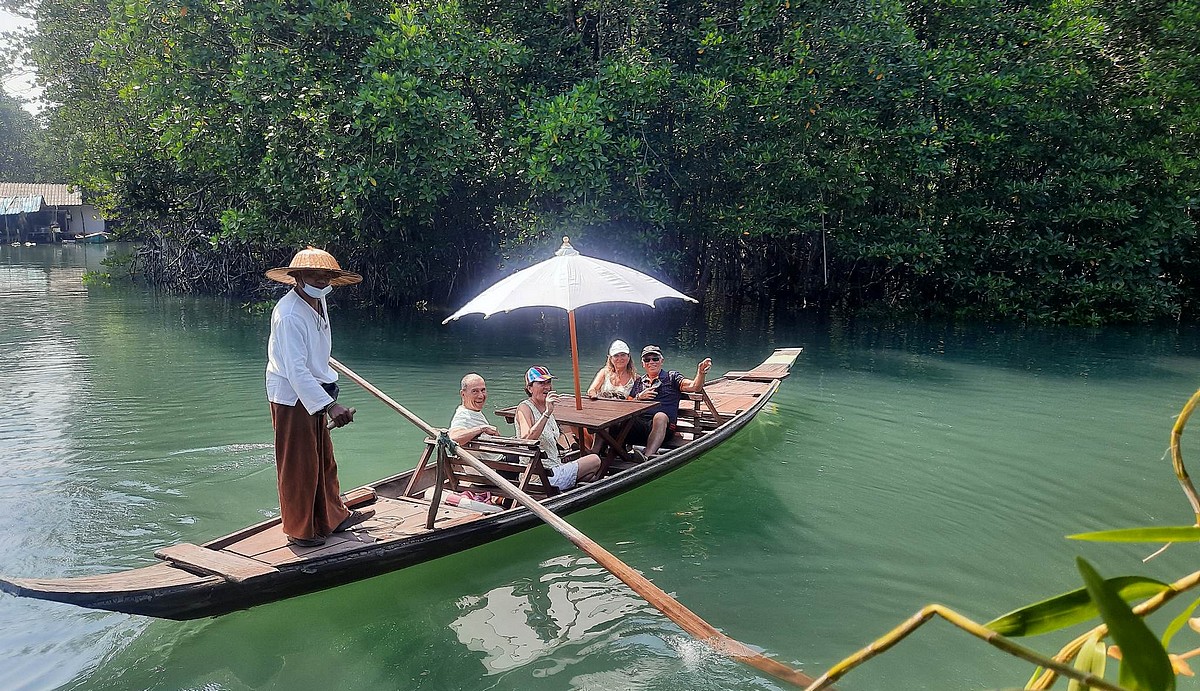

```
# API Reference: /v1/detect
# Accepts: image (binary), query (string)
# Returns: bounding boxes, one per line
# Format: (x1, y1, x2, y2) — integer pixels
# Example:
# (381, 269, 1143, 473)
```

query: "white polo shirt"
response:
(265, 289, 337, 414)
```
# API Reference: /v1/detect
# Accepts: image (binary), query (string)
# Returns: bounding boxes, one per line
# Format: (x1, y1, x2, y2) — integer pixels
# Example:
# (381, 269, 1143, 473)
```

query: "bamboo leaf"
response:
(1077, 558, 1175, 691)
(1161, 598, 1200, 649)
(1069, 527, 1200, 543)
(987, 577, 1169, 636)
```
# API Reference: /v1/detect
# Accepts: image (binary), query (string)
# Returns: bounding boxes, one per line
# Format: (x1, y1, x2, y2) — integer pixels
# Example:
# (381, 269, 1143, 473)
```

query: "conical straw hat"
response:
(265, 247, 363, 286)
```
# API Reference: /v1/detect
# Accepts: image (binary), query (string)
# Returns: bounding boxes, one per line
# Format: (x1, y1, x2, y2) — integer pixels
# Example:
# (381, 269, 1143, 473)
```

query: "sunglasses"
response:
(642, 355, 662, 362)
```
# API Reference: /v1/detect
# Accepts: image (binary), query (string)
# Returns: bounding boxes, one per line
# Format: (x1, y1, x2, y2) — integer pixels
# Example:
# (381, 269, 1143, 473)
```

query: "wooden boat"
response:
(0, 348, 801, 620)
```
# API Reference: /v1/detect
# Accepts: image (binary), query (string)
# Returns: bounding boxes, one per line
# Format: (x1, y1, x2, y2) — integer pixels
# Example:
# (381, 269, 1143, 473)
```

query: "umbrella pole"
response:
(328, 357, 818, 689)
(568, 309, 583, 410)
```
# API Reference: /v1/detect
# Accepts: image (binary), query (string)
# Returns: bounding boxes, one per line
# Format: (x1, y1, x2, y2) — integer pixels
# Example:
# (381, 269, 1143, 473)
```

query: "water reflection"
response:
(450, 554, 645, 674)
(446, 551, 781, 690)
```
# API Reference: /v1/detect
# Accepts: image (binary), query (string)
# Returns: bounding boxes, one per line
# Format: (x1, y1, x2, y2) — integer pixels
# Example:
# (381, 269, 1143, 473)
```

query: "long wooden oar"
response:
(330, 357, 816, 688)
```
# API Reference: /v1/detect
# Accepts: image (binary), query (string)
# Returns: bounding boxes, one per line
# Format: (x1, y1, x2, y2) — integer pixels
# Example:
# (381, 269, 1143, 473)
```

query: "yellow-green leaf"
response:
(1069, 527, 1200, 543)
(1162, 597, 1200, 649)
(987, 577, 1168, 636)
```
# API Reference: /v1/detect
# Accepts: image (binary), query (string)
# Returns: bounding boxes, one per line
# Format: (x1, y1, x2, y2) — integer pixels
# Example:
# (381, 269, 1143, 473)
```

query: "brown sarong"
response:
(270, 402, 351, 540)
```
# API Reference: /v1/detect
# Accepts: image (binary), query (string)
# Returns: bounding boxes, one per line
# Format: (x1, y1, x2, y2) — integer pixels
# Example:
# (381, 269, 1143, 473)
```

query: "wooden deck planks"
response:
(221, 495, 487, 567)
(721, 366, 790, 381)
(720, 347, 803, 382)
(707, 379, 770, 395)
(222, 524, 291, 559)
(702, 379, 770, 416)
(708, 393, 763, 415)
(156, 543, 279, 582)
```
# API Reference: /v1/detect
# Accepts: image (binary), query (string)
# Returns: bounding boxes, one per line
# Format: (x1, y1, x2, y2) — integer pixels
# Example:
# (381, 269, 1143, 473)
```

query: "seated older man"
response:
(449, 373, 498, 444)
(627, 345, 712, 459)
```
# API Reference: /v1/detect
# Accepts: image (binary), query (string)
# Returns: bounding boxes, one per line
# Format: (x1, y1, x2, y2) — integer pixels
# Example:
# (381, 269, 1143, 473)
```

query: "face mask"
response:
(302, 283, 333, 299)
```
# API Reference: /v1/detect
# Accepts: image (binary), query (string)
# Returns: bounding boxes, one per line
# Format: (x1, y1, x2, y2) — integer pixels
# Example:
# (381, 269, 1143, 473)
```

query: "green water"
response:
(2, 244, 1199, 691)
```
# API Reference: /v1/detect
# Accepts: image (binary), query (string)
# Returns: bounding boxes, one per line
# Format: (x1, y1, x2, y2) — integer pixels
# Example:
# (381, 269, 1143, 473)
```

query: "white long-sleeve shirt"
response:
(265, 289, 337, 414)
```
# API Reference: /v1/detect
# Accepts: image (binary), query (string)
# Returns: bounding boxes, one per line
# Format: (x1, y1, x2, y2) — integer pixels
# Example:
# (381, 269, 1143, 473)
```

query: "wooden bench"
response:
(402, 434, 559, 525)
(448, 436, 559, 500)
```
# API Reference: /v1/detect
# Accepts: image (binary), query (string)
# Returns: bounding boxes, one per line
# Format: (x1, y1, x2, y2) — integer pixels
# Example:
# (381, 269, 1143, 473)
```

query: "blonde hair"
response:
(604, 352, 635, 380)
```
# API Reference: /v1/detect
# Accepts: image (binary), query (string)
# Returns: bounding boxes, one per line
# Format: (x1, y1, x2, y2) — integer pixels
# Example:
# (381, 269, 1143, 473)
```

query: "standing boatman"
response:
(265, 247, 373, 547)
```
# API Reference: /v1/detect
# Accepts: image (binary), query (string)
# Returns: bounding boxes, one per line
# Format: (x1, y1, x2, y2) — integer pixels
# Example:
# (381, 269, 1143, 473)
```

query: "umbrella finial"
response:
(555, 236, 580, 257)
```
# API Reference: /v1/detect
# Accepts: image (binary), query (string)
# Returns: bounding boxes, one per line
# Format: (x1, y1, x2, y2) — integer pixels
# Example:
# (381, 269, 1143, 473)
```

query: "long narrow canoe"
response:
(0, 348, 802, 619)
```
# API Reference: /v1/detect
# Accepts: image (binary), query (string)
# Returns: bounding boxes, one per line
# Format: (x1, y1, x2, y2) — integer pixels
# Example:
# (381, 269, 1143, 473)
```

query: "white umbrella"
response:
(444, 237, 697, 409)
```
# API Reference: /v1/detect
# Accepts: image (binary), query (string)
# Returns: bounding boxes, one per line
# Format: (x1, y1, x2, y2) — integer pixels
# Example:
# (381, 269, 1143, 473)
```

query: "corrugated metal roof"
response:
(0, 196, 45, 215)
(0, 183, 83, 206)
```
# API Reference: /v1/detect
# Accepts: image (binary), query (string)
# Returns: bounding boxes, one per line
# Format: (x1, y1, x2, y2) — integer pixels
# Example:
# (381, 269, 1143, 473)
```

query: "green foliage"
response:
(986, 576, 1169, 636)
(17, 0, 1200, 321)
(1161, 598, 1200, 650)
(0, 93, 39, 179)
(1069, 527, 1200, 542)
(0, 91, 61, 180)
(80, 270, 109, 286)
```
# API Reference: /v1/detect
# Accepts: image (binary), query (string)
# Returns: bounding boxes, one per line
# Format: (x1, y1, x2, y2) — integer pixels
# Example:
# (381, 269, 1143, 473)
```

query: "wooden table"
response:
(494, 398, 657, 472)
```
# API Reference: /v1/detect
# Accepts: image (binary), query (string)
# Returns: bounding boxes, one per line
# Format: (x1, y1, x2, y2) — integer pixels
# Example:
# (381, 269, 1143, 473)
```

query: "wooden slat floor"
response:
(220, 496, 484, 567)
(702, 378, 771, 416)
(707, 379, 769, 395)
(10, 497, 491, 592)
(156, 543, 279, 581)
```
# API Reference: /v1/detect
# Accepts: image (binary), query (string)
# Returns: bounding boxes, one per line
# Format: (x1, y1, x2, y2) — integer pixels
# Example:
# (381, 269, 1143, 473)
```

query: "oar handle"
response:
(326, 407, 357, 430)
(327, 357, 817, 689)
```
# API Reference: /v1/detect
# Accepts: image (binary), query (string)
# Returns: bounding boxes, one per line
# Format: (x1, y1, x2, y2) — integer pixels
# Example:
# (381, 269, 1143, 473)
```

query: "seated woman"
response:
(515, 366, 603, 490)
(586, 340, 637, 400)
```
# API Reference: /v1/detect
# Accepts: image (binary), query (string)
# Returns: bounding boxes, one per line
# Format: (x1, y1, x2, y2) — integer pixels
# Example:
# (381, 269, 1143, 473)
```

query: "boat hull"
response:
(1, 352, 796, 619)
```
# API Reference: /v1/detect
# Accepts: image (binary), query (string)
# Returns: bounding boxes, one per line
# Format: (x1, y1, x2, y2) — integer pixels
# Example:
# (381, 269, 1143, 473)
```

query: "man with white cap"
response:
(265, 247, 373, 547)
